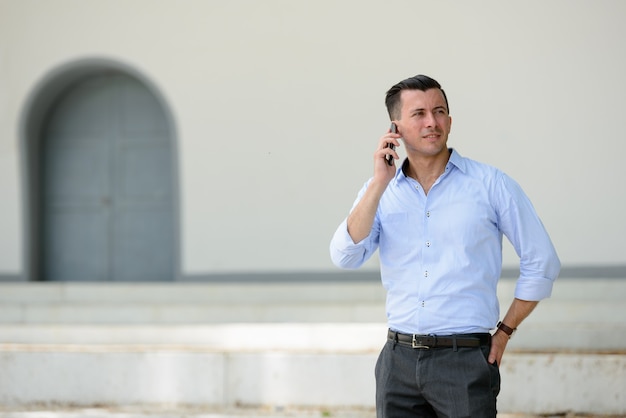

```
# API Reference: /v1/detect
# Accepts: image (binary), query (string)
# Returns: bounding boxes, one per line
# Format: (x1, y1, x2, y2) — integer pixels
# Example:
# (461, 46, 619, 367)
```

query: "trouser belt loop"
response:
(452, 335, 458, 352)
(392, 331, 398, 350)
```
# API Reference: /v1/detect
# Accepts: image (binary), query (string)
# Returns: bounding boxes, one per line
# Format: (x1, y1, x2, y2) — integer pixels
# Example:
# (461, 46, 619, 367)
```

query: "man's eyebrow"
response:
(410, 105, 447, 114)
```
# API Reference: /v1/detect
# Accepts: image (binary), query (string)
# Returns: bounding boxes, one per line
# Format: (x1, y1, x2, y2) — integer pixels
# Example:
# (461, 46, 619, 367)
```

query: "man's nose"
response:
(424, 112, 436, 127)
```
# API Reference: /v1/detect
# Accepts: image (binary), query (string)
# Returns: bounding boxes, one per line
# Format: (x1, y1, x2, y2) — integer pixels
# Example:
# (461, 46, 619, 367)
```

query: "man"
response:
(329, 74, 560, 417)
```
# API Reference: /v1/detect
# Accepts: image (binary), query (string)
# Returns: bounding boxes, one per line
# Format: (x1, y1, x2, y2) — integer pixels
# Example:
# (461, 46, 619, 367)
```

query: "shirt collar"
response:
(447, 148, 467, 173)
(392, 148, 467, 186)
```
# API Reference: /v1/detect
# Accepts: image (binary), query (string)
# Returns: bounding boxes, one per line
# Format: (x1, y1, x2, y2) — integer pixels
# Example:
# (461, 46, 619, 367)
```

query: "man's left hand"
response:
(488, 331, 509, 365)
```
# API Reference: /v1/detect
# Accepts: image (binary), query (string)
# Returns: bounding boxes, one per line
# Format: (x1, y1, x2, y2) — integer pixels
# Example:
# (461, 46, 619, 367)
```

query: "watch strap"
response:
(497, 321, 516, 337)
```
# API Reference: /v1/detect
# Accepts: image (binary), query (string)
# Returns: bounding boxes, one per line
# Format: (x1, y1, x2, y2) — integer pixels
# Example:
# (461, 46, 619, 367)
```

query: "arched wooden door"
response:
(41, 72, 174, 281)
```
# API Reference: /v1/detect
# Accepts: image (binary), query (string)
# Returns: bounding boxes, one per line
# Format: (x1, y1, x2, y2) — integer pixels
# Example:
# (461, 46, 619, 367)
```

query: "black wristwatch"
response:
(496, 321, 517, 338)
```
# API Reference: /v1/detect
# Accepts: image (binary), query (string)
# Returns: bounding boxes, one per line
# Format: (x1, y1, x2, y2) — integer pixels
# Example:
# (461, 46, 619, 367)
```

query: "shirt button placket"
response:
(422, 209, 431, 310)
(425, 210, 431, 279)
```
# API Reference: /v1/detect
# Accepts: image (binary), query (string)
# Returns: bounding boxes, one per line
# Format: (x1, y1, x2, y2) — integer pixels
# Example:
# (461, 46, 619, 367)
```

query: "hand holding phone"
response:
(385, 123, 397, 166)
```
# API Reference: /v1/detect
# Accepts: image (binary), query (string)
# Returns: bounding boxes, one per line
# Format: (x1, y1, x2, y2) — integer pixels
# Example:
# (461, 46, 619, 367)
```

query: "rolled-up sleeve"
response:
(515, 236, 560, 301)
(330, 181, 381, 269)
(330, 219, 375, 269)
(514, 273, 558, 301)
(497, 173, 561, 301)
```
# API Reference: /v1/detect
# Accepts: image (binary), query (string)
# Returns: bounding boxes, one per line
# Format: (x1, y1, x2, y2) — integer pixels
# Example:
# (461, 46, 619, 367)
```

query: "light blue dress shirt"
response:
(330, 149, 560, 335)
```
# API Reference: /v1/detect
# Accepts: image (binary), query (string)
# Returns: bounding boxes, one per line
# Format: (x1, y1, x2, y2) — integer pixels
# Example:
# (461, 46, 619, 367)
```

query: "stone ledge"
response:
(1, 322, 625, 352)
(0, 347, 623, 415)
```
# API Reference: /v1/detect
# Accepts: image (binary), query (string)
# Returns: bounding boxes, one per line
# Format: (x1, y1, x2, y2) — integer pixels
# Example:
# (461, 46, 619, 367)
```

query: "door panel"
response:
(119, 143, 171, 198)
(45, 209, 109, 281)
(114, 207, 173, 281)
(42, 73, 174, 281)
(45, 133, 109, 199)
(46, 76, 113, 132)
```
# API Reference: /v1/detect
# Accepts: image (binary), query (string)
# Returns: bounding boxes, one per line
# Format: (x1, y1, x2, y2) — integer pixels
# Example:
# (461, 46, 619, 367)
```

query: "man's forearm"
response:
(346, 181, 387, 243)
(488, 298, 539, 365)
(499, 298, 539, 332)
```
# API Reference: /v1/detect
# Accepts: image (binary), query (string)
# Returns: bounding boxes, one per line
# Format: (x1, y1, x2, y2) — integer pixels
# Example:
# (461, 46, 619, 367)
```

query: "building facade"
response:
(1, 0, 625, 282)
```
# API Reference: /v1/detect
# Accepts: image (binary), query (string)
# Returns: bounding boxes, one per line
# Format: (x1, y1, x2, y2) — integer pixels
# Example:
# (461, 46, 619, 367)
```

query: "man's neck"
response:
(403, 149, 451, 194)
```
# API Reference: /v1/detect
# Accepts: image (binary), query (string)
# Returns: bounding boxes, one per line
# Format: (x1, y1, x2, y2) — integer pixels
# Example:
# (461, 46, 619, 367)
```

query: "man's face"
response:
(396, 88, 452, 158)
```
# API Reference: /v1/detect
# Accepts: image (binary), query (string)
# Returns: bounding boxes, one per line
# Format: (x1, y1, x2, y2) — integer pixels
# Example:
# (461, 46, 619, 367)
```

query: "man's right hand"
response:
(373, 125, 401, 183)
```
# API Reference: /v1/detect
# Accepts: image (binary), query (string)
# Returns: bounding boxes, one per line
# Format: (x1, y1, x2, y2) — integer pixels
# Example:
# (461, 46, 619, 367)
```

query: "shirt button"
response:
(426, 241, 431, 247)
(424, 271, 429, 277)
(426, 211, 431, 217)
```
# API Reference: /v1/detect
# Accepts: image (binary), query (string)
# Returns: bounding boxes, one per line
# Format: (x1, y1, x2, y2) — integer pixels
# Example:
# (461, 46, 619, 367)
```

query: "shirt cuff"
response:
(330, 219, 369, 269)
(514, 275, 555, 301)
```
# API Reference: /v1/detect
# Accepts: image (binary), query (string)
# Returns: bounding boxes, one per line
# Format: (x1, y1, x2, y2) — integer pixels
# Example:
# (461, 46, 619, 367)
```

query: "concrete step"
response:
(0, 277, 623, 305)
(0, 301, 386, 324)
(0, 406, 572, 418)
(1, 279, 625, 351)
(0, 341, 624, 415)
(1, 279, 625, 415)
(0, 281, 385, 323)
(0, 321, 624, 353)
(0, 406, 607, 418)
(0, 405, 377, 418)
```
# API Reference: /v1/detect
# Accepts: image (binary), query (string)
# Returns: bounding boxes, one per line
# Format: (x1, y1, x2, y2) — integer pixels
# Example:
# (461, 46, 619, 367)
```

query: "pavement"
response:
(0, 406, 374, 418)
(0, 406, 621, 418)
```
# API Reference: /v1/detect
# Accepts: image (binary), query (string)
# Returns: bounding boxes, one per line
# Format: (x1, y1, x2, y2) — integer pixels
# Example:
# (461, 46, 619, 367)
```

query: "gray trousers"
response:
(375, 337, 500, 417)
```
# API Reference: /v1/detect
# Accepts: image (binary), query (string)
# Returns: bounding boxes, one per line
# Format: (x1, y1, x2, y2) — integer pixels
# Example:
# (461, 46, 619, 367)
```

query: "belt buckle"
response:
(412, 335, 430, 349)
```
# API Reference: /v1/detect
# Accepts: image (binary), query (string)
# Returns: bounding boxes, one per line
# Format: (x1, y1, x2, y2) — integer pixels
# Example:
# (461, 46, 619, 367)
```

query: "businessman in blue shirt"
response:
(330, 74, 560, 417)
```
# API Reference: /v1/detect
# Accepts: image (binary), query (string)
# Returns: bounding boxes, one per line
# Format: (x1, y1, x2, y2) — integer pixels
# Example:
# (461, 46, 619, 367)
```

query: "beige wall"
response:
(0, 0, 625, 276)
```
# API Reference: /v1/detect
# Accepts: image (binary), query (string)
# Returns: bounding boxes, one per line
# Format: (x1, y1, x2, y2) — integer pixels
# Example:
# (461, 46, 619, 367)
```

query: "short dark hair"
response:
(385, 74, 450, 120)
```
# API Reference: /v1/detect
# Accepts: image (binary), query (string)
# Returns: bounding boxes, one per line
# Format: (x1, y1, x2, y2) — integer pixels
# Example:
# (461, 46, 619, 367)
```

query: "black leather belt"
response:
(388, 329, 491, 349)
